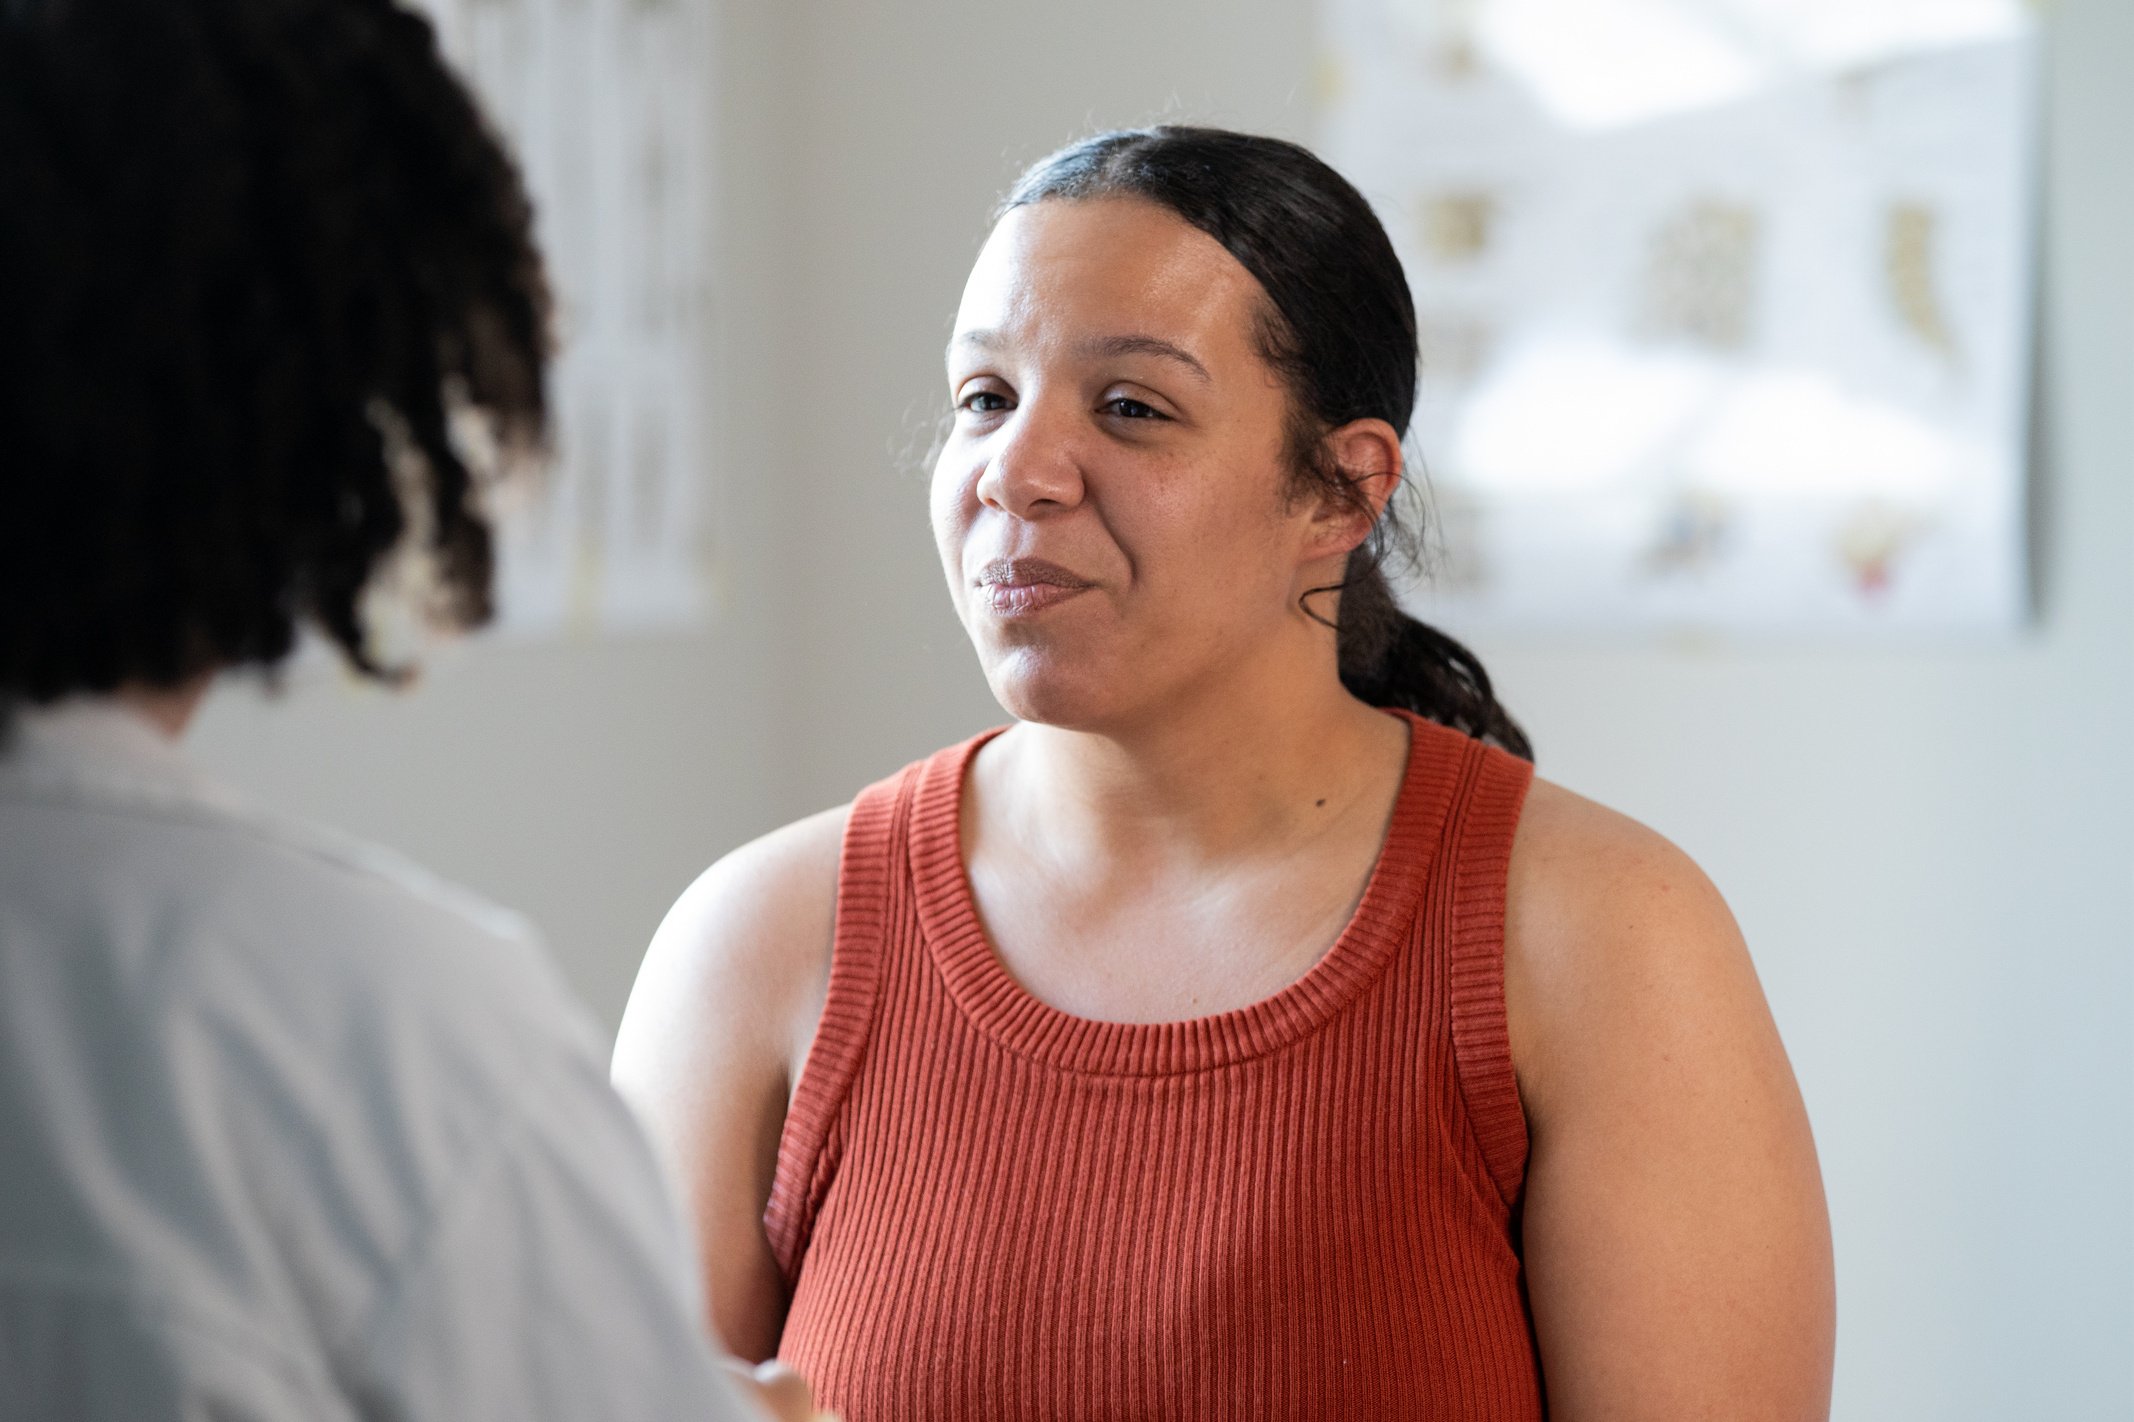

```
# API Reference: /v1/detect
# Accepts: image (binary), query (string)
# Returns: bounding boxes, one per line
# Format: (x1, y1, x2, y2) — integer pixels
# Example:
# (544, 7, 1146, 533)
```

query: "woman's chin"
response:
(982, 659, 1133, 732)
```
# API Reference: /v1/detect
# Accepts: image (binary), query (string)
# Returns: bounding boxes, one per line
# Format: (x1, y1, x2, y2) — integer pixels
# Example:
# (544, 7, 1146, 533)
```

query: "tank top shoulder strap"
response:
(764, 744, 945, 1278)
(1421, 718, 1536, 1210)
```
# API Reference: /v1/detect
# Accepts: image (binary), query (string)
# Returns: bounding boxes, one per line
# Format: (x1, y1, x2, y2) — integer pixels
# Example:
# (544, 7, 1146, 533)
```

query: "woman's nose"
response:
(974, 399, 1086, 518)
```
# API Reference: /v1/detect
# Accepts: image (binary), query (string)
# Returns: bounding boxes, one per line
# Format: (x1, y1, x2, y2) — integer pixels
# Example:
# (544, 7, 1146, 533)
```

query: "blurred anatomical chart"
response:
(416, 0, 716, 633)
(1321, 0, 2041, 635)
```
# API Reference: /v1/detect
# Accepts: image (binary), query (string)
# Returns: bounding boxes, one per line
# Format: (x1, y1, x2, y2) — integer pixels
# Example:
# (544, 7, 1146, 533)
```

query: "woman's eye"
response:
(1103, 397, 1163, 420)
(959, 391, 1011, 415)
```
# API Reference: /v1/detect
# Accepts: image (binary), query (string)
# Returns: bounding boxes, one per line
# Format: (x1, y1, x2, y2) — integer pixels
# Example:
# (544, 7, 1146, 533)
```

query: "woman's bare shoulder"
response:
(1507, 776, 1724, 915)
(1503, 776, 1760, 1111)
(609, 805, 853, 1363)
(614, 804, 852, 1096)
(1501, 784, 1833, 1415)
(663, 805, 852, 973)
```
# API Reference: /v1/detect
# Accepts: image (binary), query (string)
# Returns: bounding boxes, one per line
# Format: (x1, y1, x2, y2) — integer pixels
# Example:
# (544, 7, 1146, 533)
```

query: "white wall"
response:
(193, 0, 2132, 1414)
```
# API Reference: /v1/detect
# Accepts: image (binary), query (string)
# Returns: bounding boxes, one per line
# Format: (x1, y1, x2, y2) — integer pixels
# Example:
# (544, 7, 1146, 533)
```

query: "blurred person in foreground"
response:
(0, 1, 818, 1417)
(617, 128, 1835, 1419)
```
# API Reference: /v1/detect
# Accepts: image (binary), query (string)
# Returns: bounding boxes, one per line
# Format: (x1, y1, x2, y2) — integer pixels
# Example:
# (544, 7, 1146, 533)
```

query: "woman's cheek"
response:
(928, 463, 973, 563)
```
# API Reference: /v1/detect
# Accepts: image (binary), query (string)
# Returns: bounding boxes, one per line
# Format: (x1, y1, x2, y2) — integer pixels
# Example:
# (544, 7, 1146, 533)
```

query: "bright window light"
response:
(1682, 372, 1974, 498)
(1474, 0, 1765, 129)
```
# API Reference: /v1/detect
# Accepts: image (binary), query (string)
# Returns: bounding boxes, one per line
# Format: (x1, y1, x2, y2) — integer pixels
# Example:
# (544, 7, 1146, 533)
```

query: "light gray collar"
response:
(0, 696, 228, 809)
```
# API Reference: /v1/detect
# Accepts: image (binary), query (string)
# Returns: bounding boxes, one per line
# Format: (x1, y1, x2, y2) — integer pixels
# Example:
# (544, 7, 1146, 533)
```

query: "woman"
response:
(615, 127, 1834, 1419)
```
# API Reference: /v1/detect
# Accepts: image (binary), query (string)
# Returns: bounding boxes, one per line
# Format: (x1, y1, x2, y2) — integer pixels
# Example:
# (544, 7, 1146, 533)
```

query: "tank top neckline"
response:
(903, 708, 1469, 1077)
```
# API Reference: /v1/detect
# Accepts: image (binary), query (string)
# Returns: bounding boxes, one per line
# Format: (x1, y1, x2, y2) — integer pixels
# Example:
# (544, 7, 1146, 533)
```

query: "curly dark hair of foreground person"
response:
(0, 0, 552, 704)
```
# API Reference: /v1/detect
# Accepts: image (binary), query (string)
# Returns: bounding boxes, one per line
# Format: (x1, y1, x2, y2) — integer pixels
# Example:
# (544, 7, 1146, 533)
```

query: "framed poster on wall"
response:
(1320, 0, 2042, 637)
(415, 0, 719, 635)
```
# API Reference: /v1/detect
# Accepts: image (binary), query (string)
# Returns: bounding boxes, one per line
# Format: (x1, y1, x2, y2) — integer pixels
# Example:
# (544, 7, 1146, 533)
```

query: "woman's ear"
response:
(1305, 417, 1404, 559)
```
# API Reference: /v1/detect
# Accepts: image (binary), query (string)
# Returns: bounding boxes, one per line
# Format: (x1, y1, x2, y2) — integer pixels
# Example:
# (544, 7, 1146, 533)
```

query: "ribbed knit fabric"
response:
(767, 711, 1542, 1419)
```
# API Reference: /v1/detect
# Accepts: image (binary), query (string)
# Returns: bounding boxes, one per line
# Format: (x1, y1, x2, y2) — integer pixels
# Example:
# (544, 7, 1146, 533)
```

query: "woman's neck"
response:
(985, 661, 1409, 873)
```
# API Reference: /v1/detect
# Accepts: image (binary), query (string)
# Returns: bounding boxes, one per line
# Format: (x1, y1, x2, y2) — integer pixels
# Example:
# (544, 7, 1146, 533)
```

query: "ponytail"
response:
(1332, 552, 1532, 761)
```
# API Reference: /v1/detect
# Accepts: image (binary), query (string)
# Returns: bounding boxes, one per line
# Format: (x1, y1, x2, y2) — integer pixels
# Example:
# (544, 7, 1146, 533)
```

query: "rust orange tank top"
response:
(767, 711, 1543, 1419)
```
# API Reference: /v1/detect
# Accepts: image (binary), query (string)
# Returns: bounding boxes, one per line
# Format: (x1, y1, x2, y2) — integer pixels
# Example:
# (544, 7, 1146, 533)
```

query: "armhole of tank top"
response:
(1446, 739, 1536, 1213)
(763, 763, 912, 1281)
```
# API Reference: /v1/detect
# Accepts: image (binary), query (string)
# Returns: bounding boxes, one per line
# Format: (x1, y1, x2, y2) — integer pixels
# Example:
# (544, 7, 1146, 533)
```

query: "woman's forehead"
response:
(950, 197, 1265, 365)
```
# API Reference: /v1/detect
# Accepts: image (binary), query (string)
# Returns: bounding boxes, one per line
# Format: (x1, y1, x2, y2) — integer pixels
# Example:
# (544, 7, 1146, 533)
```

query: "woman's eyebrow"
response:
(1079, 333, 1212, 384)
(946, 329, 1212, 386)
(946, 328, 1001, 370)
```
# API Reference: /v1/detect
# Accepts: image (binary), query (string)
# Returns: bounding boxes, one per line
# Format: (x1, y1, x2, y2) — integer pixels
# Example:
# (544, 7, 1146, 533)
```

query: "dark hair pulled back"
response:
(0, 0, 550, 702)
(1002, 126, 1531, 761)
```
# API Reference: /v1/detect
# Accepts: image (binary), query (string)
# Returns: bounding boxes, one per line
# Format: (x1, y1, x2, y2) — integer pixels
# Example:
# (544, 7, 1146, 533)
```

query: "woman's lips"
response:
(975, 558, 1094, 617)
(980, 582, 1091, 616)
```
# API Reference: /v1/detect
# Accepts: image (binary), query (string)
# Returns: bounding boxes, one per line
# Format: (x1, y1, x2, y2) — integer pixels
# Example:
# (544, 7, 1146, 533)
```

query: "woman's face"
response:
(933, 196, 1361, 732)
